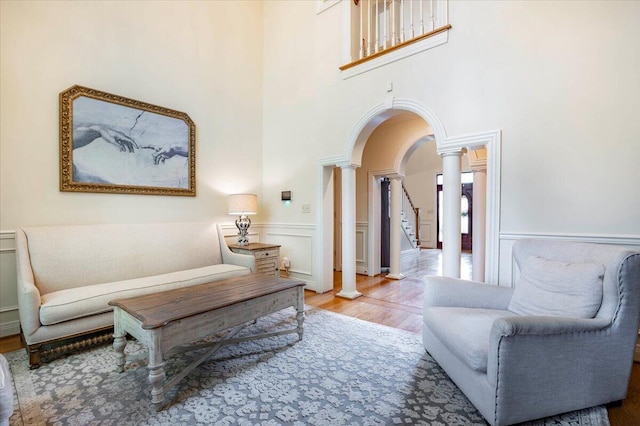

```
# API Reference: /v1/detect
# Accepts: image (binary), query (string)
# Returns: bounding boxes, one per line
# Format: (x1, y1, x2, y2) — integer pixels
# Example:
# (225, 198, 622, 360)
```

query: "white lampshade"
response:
(228, 194, 258, 215)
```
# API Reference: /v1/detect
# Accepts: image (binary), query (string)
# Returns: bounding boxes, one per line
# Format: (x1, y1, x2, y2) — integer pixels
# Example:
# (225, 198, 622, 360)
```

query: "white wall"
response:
(0, 1, 264, 335)
(262, 0, 640, 288)
(2, 0, 640, 332)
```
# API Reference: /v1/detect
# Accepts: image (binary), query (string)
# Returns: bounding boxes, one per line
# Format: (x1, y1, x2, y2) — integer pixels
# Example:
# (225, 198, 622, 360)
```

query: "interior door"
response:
(380, 178, 390, 269)
(461, 183, 473, 251)
(436, 173, 473, 251)
(334, 167, 342, 271)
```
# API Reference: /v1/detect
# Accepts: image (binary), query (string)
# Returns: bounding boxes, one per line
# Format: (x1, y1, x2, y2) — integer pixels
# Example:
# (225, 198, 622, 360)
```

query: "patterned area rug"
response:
(6, 307, 609, 425)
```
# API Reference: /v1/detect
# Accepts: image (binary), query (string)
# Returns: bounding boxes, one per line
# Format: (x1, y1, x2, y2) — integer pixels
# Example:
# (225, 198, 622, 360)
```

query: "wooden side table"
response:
(229, 243, 281, 276)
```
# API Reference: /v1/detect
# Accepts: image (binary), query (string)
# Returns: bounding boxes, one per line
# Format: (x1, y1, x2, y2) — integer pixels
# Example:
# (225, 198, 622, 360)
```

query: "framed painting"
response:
(59, 85, 196, 196)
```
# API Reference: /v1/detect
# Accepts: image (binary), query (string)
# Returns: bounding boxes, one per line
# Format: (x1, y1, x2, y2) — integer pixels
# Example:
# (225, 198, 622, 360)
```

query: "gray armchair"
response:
(422, 239, 640, 425)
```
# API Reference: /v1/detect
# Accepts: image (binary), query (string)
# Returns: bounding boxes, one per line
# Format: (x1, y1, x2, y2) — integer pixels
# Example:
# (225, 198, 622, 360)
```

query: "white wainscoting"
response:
(257, 223, 317, 291)
(499, 232, 640, 361)
(0, 230, 20, 337)
(419, 219, 435, 249)
(0, 223, 319, 338)
(356, 222, 368, 275)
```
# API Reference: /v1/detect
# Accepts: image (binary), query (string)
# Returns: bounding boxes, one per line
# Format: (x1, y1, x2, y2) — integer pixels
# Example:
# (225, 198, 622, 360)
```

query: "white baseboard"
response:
(0, 320, 20, 338)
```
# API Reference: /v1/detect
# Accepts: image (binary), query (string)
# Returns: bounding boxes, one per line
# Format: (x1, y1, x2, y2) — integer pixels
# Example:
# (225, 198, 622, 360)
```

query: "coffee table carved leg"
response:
(296, 288, 304, 341)
(113, 309, 127, 373)
(148, 342, 166, 411)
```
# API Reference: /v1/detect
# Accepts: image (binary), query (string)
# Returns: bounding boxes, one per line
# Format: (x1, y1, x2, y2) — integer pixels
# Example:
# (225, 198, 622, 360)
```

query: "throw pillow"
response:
(508, 256, 605, 318)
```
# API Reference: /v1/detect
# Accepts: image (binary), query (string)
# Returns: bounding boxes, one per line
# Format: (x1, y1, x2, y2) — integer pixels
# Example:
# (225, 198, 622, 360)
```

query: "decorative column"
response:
(469, 150, 487, 282)
(387, 174, 405, 280)
(337, 163, 362, 299)
(441, 150, 463, 278)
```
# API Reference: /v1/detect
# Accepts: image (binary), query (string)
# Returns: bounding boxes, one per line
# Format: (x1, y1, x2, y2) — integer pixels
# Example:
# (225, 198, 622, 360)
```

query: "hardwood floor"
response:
(1, 248, 637, 423)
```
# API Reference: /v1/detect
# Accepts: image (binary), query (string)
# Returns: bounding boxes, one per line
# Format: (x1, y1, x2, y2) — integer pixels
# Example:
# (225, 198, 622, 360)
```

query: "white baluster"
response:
(430, 0, 435, 31)
(359, 0, 364, 58)
(375, 0, 379, 53)
(383, 0, 387, 50)
(369, 0, 373, 55)
(420, 0, 424, 35)
(391, 0, 396, 46)
(400, 0, 405, 42)
(410, 0, 414, 38)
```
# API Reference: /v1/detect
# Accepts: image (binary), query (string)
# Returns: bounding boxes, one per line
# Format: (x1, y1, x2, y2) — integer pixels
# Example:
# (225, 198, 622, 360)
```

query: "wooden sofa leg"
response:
(27, 343, 42, 370)
(20, 332, 42, 370)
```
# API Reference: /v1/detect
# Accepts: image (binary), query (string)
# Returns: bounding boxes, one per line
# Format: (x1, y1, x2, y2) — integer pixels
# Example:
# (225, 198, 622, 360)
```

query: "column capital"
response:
(438, 147, 466, 157)
(387, 173, 405, 180)
(337, 161, 360, 170)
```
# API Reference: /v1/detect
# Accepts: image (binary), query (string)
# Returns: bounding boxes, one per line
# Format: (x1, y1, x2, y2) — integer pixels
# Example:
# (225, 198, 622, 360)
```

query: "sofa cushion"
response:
(24, 222, 225, 294)
(39, 264, 250, 326)
(423, 307, 519, 373)
(508, 256, 605, 318)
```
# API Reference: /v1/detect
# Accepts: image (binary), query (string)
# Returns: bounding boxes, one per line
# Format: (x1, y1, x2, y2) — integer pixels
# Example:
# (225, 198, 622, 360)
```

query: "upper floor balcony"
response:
(339, 0, 450, 78)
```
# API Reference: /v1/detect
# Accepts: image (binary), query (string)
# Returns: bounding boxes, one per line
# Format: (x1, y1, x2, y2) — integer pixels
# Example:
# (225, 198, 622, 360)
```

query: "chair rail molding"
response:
(499, 232, 640, 287)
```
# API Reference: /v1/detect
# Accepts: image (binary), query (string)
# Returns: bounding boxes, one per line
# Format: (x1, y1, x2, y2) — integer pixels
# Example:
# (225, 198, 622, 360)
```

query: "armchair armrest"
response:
(424, 276, 514, 310)
(216, 224, 256, 272)
(492, 315, 610, 337)
(486, 315, 624, 396)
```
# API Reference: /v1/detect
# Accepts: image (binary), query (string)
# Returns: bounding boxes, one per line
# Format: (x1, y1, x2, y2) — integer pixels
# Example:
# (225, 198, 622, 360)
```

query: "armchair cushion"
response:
(508, 256, 605, 318)
(424, 307, 519, 373)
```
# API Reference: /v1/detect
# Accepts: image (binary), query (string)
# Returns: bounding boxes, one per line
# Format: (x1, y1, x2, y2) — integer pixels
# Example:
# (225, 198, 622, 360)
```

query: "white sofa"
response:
(16, 222, 255, 369)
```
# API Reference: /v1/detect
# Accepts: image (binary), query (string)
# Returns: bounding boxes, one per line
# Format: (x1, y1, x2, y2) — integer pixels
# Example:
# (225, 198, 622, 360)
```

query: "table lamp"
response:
(228, 194, 257, 246)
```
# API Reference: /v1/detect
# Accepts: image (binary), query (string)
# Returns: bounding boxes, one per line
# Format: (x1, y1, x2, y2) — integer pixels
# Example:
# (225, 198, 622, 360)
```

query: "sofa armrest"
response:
(424, 276, 514, 310)
(216, 224, 256, 272)
(15, 229, 42, 340)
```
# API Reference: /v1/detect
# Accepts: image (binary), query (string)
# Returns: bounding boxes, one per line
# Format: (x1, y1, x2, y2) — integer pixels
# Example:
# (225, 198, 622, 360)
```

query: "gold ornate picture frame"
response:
(60, 85, 196, 196)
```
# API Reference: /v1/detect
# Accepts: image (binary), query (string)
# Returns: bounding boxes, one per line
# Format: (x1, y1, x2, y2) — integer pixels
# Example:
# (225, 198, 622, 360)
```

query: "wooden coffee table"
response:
(108, 273, 305, 411)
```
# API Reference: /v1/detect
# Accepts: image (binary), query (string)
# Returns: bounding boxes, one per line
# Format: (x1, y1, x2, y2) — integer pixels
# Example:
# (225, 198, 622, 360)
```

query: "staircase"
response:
(401, 183, 421, 250)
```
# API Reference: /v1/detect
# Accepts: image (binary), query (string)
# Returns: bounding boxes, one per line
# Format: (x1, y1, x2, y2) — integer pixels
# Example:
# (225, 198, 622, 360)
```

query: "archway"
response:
(315, 97, 501, 295)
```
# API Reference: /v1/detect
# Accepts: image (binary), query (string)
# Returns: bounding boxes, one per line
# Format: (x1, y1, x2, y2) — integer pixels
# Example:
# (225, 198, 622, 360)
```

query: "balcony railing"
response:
(340, 0, 449, 72)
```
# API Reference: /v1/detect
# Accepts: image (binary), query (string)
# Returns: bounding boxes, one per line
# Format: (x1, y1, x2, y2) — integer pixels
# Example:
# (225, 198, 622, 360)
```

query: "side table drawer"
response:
(255, 249, 278, 259)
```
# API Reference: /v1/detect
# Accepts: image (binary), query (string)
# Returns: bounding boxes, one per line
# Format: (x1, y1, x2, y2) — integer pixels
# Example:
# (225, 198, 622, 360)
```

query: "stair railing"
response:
(401, 183, 421, 246)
